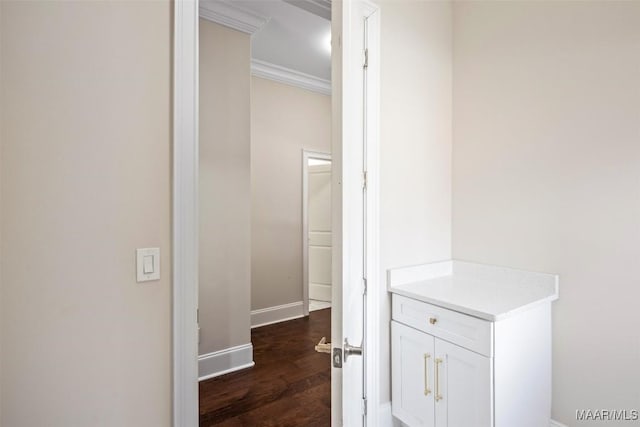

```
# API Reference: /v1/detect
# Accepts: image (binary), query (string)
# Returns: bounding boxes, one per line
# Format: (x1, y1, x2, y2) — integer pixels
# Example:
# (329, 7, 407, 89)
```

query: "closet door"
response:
(434, 338, 493, 427)
(308, 163, 332, 302)
(392, 321, 435, 427)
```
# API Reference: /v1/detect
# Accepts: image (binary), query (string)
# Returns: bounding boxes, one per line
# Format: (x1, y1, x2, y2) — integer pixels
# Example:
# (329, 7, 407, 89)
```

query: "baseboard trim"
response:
(198, 343, 254, 381)
(310, 283, 332, 302)
(377, 402, 393, 427)
(386, 408, 564, 427)
(251, 301, 305, 328)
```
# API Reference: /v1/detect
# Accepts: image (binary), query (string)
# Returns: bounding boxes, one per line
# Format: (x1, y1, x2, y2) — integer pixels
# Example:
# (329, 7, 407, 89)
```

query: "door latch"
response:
(343, 338, 363, 362)
(332, 347, 343, 368)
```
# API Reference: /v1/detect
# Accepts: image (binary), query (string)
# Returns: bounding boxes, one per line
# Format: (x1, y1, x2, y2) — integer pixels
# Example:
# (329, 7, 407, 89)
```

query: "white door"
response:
(308, 163, 332, 302)
(392, 322, 436, 427)
(434, 338, 493, 427)
(332, 1, 379, 426)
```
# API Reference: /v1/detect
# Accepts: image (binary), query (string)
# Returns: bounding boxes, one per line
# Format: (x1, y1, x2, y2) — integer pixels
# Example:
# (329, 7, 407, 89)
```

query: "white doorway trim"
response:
(302, 150, 332, 317)
(363, 6, 382, 425)
(173, 0, 199, 426)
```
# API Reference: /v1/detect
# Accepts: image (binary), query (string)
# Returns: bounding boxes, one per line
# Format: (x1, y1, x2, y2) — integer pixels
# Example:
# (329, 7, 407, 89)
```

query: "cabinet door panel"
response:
(434, 338, 492, 427)
(392, 321, 435, 427)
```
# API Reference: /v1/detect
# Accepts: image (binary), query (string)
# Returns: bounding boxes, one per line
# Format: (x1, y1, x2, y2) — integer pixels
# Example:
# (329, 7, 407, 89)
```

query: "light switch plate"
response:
(137, 248, 160, 282)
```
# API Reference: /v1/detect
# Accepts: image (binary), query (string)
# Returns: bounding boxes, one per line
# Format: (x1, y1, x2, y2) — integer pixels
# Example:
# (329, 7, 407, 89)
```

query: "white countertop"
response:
(388, 260, 559, 321)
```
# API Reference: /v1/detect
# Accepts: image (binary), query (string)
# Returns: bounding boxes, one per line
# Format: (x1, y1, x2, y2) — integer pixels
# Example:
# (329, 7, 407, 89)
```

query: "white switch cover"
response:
(143, 255, 154, 274)
(137, 248, 160, 282)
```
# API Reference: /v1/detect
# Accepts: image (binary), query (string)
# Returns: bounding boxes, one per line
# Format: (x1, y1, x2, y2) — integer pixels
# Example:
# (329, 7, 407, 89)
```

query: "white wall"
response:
(199, 19, 252, 358)
(0, 1, 172, 425)
(379, 0, 453, 405)
(250, 76, 331, 311)
(452, 1, 640, 425)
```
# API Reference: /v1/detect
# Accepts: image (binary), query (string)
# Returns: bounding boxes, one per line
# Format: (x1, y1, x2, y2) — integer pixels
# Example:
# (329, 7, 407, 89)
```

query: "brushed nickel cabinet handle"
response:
(435, 358, 443, 402)
(423, 353, 431, 396)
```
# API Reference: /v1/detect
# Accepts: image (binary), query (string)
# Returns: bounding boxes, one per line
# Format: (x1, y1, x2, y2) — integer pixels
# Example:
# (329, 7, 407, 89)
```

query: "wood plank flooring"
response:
(199, 309, 331, 426)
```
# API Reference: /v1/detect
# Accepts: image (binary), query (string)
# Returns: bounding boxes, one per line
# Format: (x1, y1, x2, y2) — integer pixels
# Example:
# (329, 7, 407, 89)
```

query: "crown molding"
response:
(199, 0, 269, 34)
(283, 0, 331, 20)
(251, 59, 331, 96)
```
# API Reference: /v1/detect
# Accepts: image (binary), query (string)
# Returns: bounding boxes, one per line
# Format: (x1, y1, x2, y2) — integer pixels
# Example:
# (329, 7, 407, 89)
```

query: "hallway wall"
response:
(250, 76, 331, 315)
(198, 19, 252, 373)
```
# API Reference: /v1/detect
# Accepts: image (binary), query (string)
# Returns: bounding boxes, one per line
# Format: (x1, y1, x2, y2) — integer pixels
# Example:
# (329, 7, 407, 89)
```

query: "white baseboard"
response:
(251, 301, 305, 328)
(377, 402, 394, 427)
(387, 406, 564, 427)
(396, 417, 565, 427)
(310, 283, 332, 302)
(198, 343, 254, 381)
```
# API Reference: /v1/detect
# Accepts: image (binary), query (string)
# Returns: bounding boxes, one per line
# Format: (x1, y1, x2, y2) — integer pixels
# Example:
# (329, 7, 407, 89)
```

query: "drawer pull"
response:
(435, 358, 443, 402)
(429, 317, 438, 325)
(423, 353, 431, 396)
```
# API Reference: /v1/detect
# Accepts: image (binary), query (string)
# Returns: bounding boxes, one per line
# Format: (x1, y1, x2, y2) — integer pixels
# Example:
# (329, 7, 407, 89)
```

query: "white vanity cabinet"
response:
(389, 261, 559, 427)
(392, 319, 492, 427)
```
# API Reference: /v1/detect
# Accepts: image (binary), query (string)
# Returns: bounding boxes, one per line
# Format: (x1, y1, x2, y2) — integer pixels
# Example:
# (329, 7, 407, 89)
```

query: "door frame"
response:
(302, 150, 333, 316)
(172, 1, 383, 425)
(173, 0, 199, 426)
(363, 5, 381, 424)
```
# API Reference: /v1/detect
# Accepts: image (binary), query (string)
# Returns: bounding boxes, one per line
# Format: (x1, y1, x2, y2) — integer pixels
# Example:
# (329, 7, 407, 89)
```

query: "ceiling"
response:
(237, 0, 332, 81)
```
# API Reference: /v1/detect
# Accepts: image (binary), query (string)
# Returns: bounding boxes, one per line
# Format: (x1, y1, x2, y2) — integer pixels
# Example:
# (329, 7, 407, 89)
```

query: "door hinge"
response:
(362, 277, 368, 295)
(362, 398, 368, 415)
(362, 171, 368, 191)
(363, 48, 369, 69)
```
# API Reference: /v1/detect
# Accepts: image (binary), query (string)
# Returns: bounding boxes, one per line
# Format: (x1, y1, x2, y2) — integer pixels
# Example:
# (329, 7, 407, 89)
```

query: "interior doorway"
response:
(172, 1, 381, 425)
(196, 0, 334, 425)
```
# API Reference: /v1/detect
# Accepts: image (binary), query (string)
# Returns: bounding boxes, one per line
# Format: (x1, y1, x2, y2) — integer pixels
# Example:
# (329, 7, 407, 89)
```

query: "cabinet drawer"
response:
(392, 294, 493, 357)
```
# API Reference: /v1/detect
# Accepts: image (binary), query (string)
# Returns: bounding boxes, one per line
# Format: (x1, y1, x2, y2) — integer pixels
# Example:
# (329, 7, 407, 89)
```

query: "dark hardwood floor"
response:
(199, 308, 332, 426)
